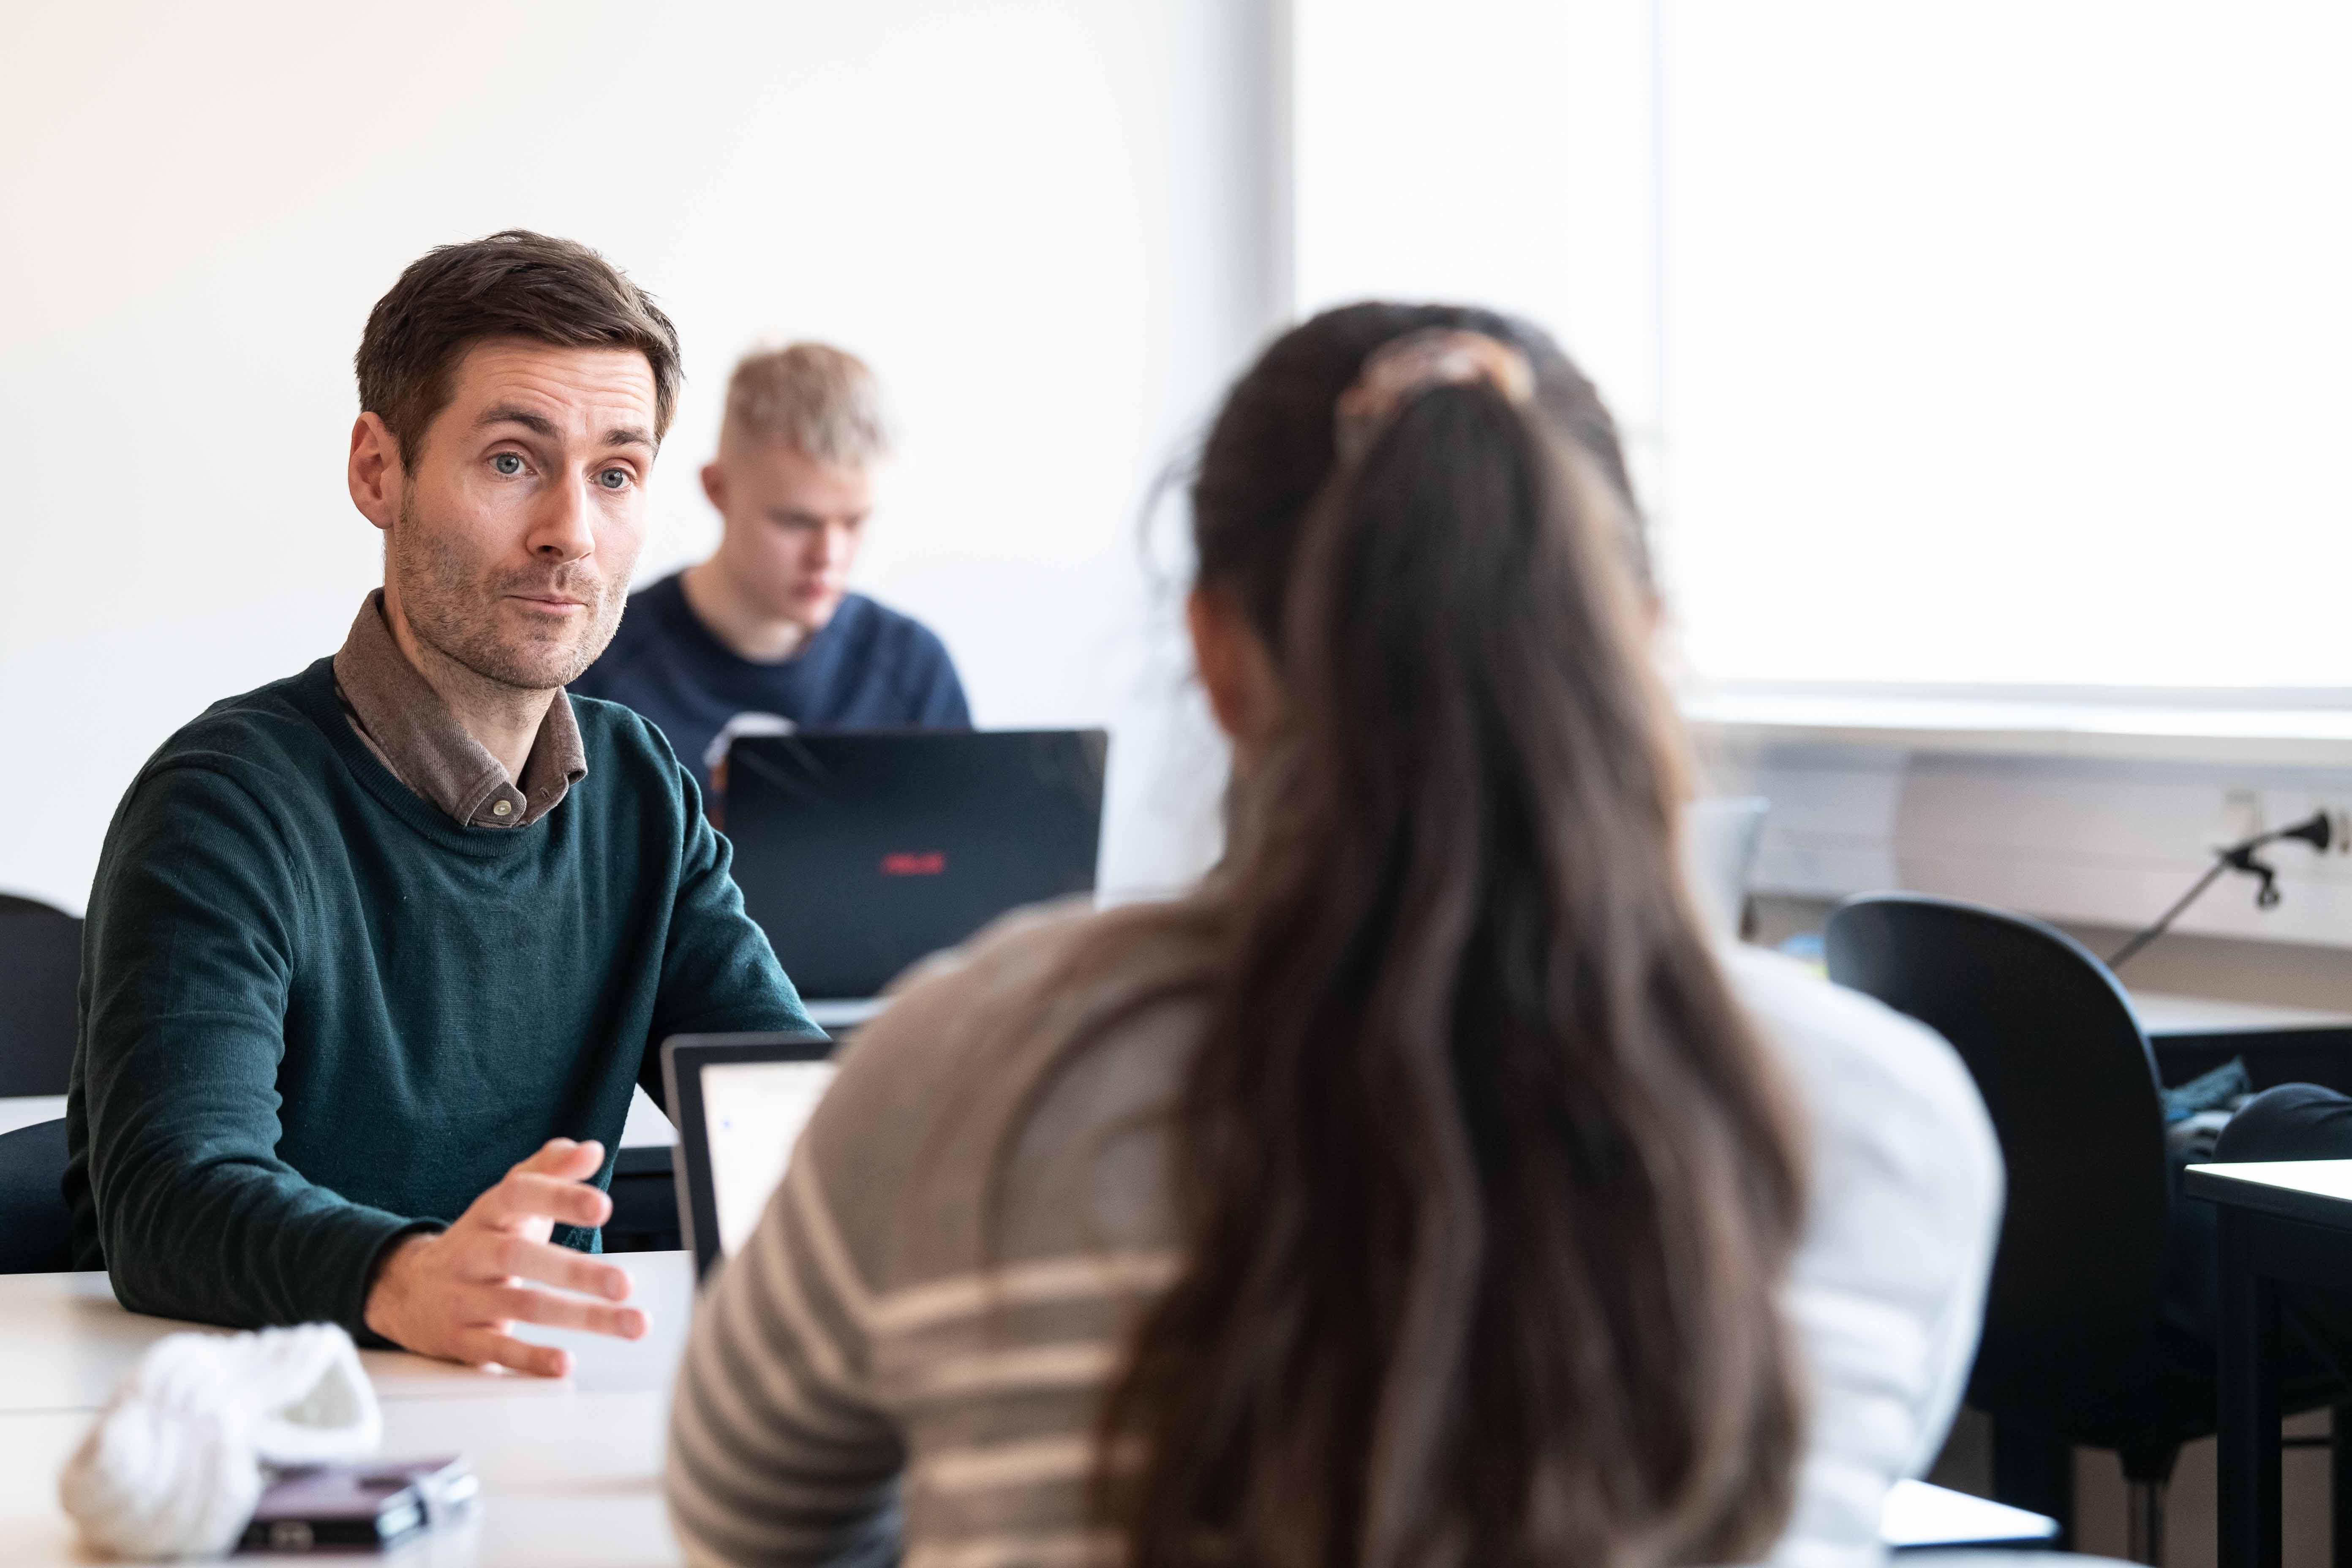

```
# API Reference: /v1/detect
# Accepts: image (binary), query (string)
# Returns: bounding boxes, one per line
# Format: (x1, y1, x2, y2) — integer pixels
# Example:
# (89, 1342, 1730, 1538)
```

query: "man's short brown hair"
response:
(356, 230, 683, 467)
(719, 343, 891, 466)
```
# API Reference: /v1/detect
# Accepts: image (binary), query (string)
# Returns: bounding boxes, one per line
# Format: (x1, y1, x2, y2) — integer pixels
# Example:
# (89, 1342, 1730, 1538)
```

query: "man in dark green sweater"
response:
(65, 231, 816, 1376)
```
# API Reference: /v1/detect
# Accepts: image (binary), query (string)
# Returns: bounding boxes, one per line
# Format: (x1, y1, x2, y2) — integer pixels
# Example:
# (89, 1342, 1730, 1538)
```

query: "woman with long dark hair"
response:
(665, 305, 2000, 1568)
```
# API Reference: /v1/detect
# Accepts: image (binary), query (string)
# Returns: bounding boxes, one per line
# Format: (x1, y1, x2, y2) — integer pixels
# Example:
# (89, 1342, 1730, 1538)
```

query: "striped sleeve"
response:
(666, 1149, 903, 1568)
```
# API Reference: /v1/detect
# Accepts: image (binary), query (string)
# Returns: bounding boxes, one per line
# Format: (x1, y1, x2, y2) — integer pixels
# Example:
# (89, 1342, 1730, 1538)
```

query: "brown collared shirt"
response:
(331, 591, 586, 828)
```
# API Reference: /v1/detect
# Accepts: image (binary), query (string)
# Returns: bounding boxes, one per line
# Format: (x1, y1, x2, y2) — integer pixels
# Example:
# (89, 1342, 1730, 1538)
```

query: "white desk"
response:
(619, 1085, 675, 1149)
(2131, 991, 2352, 1036)
(0, 1094, 65, 1138)
(0, 1090, 679, 1150)
(1881, 1478, 2059, 1550)
(0, 1253, 2057, 1563)
(802, 997, 888, 1031)
(0, 1252, 699, 1564)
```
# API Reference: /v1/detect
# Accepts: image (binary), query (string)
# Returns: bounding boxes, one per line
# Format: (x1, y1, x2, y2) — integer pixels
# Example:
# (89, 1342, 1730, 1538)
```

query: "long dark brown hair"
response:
(1022, 303, 1808, 1568)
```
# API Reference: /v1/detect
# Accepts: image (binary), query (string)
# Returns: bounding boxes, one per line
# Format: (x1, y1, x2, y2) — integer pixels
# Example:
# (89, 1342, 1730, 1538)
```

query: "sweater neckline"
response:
(286, 659, 557, 859)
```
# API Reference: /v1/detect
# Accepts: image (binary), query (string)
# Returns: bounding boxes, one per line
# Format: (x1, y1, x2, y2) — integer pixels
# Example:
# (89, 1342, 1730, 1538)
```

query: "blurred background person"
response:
(573, 343, 969, 805)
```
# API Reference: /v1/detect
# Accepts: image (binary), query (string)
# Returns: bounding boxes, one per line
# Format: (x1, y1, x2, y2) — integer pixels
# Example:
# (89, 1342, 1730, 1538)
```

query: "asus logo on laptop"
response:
(879, 852, 947, 877)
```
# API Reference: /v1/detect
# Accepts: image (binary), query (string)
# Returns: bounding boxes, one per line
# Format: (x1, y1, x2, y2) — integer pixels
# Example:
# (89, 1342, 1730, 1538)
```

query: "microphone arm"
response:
(2107, 809, 2334, 972)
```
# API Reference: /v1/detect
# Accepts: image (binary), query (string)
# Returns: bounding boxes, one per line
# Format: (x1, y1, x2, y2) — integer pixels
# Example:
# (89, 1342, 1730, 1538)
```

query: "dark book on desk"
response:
(238, 1456, 476, 1552)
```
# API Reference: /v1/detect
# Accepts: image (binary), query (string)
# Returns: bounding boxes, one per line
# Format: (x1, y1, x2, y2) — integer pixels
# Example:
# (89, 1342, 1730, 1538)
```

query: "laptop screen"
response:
(726, 730, 1108, 1000)
(698, 1057, 838, 1257)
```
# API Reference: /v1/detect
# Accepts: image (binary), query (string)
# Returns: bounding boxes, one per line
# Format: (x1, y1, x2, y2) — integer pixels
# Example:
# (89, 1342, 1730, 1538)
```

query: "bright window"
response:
(1295, 1, 2352, 702)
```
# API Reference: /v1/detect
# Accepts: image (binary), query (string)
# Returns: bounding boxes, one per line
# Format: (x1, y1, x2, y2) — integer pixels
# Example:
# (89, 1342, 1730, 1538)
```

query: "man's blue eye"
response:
(599, 468, 629, 490)
(491, 453, 524, 476)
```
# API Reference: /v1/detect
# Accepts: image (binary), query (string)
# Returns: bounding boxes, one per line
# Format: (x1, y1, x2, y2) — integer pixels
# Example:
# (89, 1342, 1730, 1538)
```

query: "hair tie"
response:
(1334, 328, 1536, 465)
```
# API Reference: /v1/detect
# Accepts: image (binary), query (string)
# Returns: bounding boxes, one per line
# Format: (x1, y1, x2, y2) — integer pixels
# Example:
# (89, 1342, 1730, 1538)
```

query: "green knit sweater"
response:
(65, 657, 814, 1334)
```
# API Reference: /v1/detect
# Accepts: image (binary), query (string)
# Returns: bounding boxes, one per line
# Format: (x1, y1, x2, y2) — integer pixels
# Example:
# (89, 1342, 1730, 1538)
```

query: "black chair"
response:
(605, 1145, 682, 1253)
(0, 1118, 72, 1274)
(1826, 892, 2351, 1564)
(0, 893, 81, 1097)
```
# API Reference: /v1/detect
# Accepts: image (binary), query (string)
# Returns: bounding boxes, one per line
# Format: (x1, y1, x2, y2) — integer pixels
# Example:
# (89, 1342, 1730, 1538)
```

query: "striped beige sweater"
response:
(664, 901, 2001, 1568)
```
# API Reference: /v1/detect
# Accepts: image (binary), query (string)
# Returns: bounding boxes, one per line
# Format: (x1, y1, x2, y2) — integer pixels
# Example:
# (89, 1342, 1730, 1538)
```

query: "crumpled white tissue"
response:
(58, 1321, 382, 1560)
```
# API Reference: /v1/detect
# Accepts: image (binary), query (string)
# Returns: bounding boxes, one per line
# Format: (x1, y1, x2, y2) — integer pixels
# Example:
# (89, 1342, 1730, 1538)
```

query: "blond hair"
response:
(719, 342, 891, 466)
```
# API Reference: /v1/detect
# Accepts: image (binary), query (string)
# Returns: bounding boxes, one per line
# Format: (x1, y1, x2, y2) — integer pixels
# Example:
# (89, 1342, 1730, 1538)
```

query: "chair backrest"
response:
(0, 895, 80, 1097)
(1824, 893, 2171, 1401)
(0, 1119, 71, 1273)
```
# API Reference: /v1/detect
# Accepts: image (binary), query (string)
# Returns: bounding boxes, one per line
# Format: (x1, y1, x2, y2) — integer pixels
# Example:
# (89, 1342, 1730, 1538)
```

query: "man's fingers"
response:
(481, 1283, 650, 1340)
(511, 1138, 604, 1180)
(462, 1231, 635, 1301)
(460, 1328, 571, 1379)
(475, 1171, 612, 1231)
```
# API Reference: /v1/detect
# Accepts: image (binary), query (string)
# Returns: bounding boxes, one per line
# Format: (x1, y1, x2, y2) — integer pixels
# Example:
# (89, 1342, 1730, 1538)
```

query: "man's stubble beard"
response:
(389, 495, 627, 692)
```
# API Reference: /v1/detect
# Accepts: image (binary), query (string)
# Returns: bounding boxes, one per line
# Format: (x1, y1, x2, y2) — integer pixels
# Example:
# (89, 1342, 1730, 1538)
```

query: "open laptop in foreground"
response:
(725, 730, 1109, 1021)
(663, 1032, 836, 1279)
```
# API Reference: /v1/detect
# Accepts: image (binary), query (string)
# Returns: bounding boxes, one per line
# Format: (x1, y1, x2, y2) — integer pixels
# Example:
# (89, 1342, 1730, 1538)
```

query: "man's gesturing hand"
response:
(364, 1138, 647, 1377)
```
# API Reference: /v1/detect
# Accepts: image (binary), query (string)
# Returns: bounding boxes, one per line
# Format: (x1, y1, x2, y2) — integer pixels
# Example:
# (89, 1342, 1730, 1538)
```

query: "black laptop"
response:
(725, 730, 1109, 1002)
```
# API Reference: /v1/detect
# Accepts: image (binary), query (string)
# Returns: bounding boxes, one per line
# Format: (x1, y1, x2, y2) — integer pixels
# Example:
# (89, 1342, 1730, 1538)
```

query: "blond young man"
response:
(572, 345, 969, 804)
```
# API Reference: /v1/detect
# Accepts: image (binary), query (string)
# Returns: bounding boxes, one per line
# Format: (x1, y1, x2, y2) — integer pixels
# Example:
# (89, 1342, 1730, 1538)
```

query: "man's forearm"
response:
(101, 1154, 426, 1335)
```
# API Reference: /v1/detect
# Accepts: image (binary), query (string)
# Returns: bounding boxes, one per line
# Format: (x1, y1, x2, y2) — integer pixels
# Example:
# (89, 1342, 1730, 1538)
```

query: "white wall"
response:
(1292, 0, 1659, 487)
(0, 0, 1282, 912)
